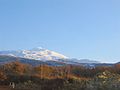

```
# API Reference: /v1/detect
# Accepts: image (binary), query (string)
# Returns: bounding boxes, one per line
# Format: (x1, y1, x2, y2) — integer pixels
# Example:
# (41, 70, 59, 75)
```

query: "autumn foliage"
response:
(0, 61, 120, 90)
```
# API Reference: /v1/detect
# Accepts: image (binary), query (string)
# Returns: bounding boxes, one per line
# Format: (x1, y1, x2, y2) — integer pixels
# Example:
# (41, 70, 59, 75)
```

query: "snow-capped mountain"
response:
(0, 47, 68, 61)
(0, 47, 100, 66)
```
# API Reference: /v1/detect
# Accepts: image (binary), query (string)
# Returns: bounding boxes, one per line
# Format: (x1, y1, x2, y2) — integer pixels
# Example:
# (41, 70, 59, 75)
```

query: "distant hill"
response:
(0, 47, 115, 67)
(0, 47, 68, 61)
(0, 47, 101, 66)
(0, 55, 114, 67)
(0, 55, 67, 66)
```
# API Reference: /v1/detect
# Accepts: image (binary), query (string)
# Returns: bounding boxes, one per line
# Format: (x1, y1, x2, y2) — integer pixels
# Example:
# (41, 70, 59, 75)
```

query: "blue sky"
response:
(0, 0, 120, 63)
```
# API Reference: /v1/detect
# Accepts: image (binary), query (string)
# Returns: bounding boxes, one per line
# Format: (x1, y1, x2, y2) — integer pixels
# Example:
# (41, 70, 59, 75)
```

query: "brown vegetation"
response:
(0, 61, 120, 90)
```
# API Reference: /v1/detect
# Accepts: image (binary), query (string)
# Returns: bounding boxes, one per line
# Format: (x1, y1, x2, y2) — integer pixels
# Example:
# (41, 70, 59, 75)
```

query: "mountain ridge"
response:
(0, 47, 100, 64)
(0, 47, 68, 61)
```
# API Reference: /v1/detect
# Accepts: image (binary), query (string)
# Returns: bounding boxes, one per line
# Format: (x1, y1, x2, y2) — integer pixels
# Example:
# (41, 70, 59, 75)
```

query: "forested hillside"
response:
(0, 61, 120, 90)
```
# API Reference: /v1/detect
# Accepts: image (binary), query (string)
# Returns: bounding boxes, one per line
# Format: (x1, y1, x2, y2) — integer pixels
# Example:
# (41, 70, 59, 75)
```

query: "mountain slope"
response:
(0, 47, 100, 65)
(0, 55, 66, 66)
(0, 55, 113, 67)
(0, 47, 68, 61)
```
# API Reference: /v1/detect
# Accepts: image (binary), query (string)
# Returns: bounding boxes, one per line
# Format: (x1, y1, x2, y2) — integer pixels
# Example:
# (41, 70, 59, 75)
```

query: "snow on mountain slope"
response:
(0, 47, 68, 61)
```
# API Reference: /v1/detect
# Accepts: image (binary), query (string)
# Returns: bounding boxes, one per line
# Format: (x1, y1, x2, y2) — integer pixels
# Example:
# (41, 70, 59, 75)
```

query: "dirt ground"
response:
(0, 86, 11, 90)
(0, 86, 30, 90)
